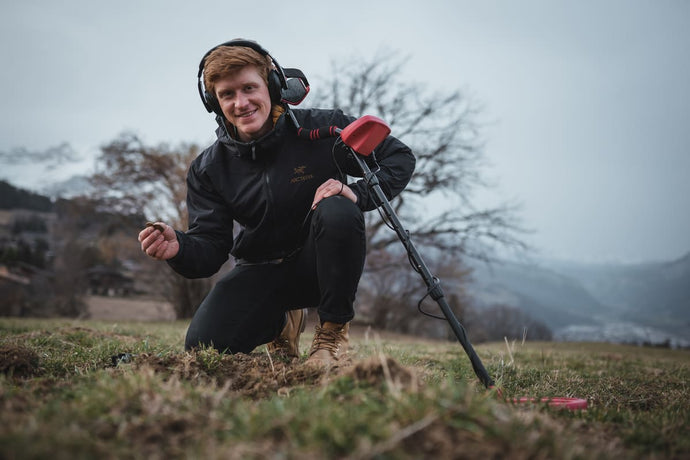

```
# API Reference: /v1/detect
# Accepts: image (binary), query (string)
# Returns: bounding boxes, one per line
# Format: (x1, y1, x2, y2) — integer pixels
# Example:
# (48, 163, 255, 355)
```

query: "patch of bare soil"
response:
(113, 350, 423, 400)
(117, 352, 323, 399)
(0, 344, 40, 378)
(344, 355, 419, 393)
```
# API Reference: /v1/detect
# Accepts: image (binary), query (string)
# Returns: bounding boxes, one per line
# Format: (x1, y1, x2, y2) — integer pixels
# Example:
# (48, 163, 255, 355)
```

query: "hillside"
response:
(467, 260, 612, 329)
(467, 255, 690, 347)
(548, 254, 690, 333)
(0, 180, 53, 211)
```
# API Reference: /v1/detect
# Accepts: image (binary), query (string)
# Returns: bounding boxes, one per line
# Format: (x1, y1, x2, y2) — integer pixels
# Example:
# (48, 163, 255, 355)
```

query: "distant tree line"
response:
(0, 238, 50, 269)
(0, 180, 53, 212)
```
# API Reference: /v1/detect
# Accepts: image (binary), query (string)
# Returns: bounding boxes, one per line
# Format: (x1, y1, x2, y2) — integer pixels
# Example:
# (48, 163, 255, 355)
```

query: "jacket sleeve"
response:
(166, 158, 234, 279)
(333, 112, 416, 211)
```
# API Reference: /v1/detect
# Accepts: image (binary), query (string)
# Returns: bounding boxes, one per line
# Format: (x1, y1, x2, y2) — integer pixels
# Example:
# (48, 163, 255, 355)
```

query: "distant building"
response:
(86, 265, 135, 297)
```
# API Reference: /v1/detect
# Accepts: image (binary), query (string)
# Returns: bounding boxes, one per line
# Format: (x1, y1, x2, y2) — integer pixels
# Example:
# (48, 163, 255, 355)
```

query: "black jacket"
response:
(168, 108, 415, 279)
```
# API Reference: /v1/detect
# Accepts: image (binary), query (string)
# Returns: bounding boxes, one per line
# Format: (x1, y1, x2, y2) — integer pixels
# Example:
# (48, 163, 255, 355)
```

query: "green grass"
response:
(1, 318, 688, 459)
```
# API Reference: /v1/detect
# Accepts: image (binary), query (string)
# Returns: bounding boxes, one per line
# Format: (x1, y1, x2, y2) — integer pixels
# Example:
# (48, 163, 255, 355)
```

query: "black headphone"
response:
(197, 39, 289, 118)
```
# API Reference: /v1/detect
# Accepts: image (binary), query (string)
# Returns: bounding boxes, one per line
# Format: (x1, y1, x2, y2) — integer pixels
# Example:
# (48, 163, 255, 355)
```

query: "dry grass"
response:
(1, 317, 688, 459)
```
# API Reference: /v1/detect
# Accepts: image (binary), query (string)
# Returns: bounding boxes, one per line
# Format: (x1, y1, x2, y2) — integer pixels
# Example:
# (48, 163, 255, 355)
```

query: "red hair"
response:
(203, 46, 272, 97)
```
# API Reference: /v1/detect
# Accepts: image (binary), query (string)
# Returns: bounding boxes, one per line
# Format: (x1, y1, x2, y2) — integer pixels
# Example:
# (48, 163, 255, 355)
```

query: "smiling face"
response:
(214, 65, 273, 142)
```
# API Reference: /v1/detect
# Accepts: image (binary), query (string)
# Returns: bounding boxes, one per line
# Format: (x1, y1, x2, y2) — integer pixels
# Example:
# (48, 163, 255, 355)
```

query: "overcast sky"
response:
(1, 0, 688, 264)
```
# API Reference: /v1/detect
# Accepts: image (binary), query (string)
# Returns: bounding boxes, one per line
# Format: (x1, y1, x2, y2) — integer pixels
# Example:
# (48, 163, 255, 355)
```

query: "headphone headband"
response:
(197, 39, 288, 88)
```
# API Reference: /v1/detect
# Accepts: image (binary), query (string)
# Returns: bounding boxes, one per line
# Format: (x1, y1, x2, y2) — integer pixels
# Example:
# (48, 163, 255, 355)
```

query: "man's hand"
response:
(138, 222, 180, 260)
(311, 179, 357, 210)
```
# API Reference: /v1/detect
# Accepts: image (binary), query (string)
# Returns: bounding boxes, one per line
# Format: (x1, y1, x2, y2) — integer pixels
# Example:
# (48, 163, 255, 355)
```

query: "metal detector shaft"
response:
(352, 154, 495, 389)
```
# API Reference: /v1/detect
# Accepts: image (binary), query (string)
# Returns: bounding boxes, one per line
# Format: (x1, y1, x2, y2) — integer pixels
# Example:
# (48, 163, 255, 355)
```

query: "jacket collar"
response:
(216, 112, 291, 161)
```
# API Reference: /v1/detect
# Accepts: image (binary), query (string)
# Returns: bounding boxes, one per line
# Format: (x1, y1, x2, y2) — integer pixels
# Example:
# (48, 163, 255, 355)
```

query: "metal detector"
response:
(297, 115, 588, 410)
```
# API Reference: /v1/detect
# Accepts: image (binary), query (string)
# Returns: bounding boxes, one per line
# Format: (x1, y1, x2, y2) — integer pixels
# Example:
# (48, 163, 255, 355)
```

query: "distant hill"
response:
(0, 180, 53, 211)
(466, 254, 690, 346)
(467, 260, 611, 330)
(40, 174, 92, 198)
(545, 255, 690, 335)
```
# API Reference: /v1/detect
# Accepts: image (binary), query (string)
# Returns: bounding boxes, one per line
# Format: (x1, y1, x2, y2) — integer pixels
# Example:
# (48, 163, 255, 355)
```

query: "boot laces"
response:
(310, 325, 345, 356)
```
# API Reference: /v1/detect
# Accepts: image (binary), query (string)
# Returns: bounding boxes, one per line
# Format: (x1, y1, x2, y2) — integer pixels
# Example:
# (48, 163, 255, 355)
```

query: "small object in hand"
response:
(146, 221, 166, 232)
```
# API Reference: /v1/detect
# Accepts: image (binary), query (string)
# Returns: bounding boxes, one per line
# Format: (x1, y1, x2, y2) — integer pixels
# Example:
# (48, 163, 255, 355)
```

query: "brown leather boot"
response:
(267, 308, 307, 359)
(306, 322, 350, 366)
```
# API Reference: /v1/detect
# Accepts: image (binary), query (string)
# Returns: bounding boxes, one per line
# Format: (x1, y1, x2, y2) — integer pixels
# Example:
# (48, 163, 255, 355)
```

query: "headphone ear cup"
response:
(204, 91, 222, 117)
(267, 69, 282, 104)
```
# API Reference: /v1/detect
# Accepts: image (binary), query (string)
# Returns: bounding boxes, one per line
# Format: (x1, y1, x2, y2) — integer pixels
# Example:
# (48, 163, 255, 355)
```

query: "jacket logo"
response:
(291, 165, 314, 184)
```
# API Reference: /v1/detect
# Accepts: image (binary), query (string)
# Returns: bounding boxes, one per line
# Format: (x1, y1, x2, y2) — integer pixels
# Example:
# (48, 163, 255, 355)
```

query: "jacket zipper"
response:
(263, 165, 275, 223)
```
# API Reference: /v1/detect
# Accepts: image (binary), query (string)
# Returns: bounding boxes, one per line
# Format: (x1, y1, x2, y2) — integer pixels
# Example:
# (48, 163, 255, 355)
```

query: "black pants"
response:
(184, 196, 366, 353)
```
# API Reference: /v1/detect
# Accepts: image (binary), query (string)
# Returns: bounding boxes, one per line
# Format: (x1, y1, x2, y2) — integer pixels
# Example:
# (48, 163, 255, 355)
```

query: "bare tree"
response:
(310, 51, 526, 262)
(89, 133, 193, 226)
(88, 133, 212, 318)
